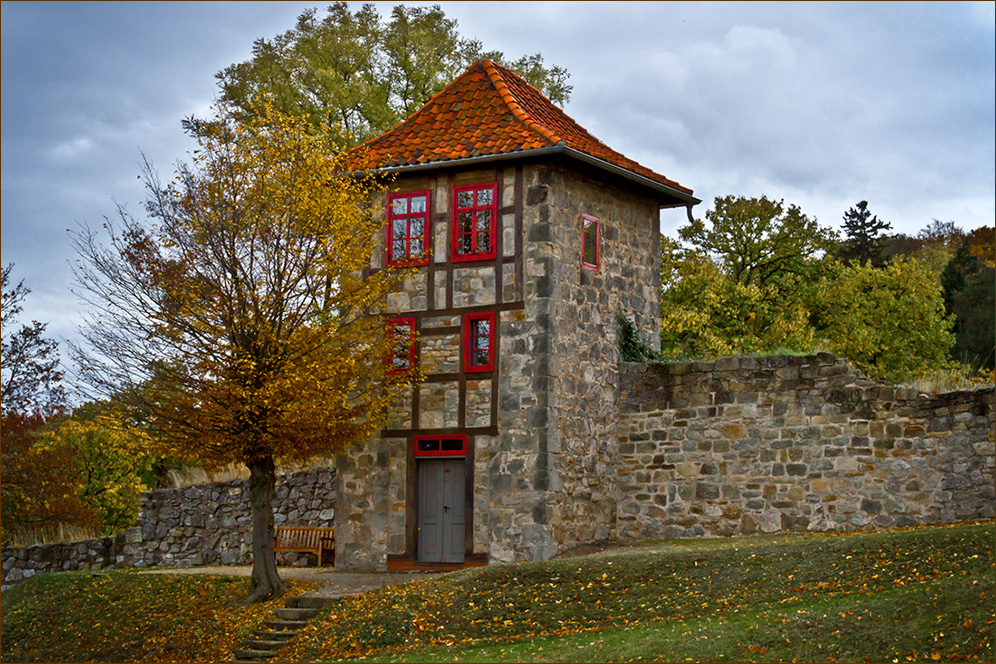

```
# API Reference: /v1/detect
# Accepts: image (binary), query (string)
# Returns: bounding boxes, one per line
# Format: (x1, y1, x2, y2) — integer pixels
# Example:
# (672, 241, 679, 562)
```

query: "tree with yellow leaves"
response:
(70, 101, 419, 603)
(40, 408, 152, 534)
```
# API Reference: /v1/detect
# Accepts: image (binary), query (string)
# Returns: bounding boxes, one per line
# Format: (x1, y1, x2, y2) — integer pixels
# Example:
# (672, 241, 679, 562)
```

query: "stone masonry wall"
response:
(617, 355, 995, 540)
(2, 467, 335, 588)
(539, 163, 667, 555)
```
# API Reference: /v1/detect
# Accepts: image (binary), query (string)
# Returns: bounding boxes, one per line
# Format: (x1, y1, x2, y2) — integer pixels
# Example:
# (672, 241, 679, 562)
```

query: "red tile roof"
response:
(349, 60, 694, 200)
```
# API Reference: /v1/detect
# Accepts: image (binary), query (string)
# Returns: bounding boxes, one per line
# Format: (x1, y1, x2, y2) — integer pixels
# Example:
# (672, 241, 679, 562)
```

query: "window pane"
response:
(440, 438, 463, 451)
(476, 210, 491, 231)
(477, 187, 493, 206)
(583, 217, 598, 266)
(457, 190, 474, 208)
(393, 218, 407, 237)
(458, 235, 473, 254)
(410, 238, 423, 256)
(473, 318, 490, 339)
(476, 231, 491, 254)
(458, 211, 474, 234)
(417, 439, 439, 452)
(474, 348, 490, 365)
(392, 240, 406, 260)
(410, 196, 426, 213)
(392, 198, 408, 215)
(410, 218, 424, 238)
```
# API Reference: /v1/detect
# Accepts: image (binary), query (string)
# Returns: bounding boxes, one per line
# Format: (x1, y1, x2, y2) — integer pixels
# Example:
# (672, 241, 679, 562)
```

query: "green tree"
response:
(213, 2, 571, 144)
(680, 195, 837, 290)
(662, 196, 834, 357)
(814, 259, 956, 383)
(941, 234, 995, 373)
(71, 102, 420, 603)
(837, 200, 892, 267)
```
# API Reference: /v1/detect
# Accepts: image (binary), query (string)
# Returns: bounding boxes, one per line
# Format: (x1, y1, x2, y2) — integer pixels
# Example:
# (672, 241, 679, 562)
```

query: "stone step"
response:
(285, 595, 339, 610)
(246, 639, 290, 652)
(263, 618, 307, 632)
(232, 648, 278, 661)
(253, 630, 296, 642)
(273, 606, 319, 621)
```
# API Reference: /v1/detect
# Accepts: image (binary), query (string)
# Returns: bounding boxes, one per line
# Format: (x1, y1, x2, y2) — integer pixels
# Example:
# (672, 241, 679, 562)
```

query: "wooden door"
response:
(418, 459, 466, 563)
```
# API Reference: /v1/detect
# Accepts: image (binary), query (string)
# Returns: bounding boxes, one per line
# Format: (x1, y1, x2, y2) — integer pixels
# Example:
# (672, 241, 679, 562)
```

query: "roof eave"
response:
(363, 146, 701, 209)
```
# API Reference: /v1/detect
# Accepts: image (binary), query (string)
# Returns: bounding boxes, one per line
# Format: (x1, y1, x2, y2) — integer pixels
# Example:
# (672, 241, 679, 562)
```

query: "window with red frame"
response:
(387, 191, 429, 265)
(413, 435, 467, 457)
(582, 214, 600, 270)
(388, 317, 416, 373)
(464, 312, 495, 373)
(452, 183, 497, 261)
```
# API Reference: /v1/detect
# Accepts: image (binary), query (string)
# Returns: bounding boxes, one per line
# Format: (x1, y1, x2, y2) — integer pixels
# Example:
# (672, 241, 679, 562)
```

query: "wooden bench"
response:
(273, 526, 335, 567)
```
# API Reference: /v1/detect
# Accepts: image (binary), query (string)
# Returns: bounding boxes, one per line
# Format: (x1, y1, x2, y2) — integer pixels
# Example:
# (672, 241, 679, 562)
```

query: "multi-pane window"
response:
(413, 435, 467, 457)
(387, 191, 430, 265)
(464, 312, 495, 373)
(452, 183, 497, 262)
(388, 317, 416, 373)
(582, 214, 600, 270)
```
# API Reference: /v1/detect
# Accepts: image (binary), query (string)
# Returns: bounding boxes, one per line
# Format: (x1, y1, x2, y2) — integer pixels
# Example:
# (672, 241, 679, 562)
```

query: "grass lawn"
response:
(280, 522, 994, 663)
(0, 570, 315, 663)
(2, 522, 993, 663)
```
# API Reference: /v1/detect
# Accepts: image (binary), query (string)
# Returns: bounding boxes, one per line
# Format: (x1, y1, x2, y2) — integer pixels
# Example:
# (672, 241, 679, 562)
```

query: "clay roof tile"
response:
(349, 60, 692, 197)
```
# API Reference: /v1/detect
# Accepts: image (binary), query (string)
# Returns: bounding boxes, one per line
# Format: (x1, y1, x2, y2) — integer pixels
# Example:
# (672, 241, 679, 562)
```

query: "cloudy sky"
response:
(2, 1, 994, 353)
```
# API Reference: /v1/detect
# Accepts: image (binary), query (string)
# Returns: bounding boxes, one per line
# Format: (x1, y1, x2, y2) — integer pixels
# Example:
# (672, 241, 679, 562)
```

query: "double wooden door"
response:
(417, 459, 466, 563)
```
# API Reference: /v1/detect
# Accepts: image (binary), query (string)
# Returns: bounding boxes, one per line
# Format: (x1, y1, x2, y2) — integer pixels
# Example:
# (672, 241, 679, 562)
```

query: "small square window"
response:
(386, 191, 430, 266)
(582, 214, 599, 270)
(463, 312, 496, 373)
(388, 317, 416, 374)
(451, 183, 497, 262)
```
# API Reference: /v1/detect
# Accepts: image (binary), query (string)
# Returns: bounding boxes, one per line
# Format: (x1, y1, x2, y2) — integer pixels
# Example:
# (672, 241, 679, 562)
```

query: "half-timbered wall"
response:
(335, 158, 669, 570)
(336, 163, 527, 570)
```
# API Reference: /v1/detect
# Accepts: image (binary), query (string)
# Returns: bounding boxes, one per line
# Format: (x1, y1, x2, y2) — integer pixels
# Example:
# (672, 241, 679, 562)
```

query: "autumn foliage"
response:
(70, 100, 420, 602)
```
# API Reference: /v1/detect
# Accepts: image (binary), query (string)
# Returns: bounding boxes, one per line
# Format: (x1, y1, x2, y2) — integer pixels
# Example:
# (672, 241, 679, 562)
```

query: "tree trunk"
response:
(243, 454, 289, 605)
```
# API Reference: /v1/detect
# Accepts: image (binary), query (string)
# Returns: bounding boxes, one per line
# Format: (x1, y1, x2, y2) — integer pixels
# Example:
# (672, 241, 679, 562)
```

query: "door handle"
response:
(443, 505, 449, 512)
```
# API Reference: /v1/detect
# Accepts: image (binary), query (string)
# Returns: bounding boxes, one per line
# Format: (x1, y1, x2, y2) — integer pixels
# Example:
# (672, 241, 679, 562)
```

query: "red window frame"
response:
(451, 183, 498, 262)
(388, 317, 416, 374)
(463, 311, 496, 373)
(413, 435, 467, 458)
(386, 191, 430, 266)
(582, 214, 600, 270)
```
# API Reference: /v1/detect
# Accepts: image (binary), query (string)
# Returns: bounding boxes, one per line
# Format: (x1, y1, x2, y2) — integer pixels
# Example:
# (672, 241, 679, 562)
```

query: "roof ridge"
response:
(481, 59, 563, 147)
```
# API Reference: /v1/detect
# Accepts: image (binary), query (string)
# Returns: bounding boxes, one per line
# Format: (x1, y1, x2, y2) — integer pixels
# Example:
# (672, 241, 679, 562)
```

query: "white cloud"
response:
(48, 136, 95, 162)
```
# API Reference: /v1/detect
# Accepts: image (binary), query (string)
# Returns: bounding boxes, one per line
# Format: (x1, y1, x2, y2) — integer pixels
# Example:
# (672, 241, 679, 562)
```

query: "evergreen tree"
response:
(838, 200, 892, 267)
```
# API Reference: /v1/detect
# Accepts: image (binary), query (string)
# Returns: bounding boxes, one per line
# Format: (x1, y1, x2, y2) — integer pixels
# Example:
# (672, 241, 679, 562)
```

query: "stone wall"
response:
(2, 467, 335, 588)
(616, 355, 995, 540)
(540, 163, 665, 555)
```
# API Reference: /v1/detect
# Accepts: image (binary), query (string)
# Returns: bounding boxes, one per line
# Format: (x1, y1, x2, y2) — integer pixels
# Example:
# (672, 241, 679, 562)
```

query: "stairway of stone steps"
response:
(230, 595, 338, 662)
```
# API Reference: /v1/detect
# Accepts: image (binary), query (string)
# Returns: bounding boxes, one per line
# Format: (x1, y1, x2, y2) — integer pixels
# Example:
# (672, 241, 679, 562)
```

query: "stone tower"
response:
(334, 60, 698, 571)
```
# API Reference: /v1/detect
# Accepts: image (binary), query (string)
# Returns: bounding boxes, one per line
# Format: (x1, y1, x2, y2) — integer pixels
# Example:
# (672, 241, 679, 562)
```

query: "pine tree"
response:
(838, 200, 892, 267)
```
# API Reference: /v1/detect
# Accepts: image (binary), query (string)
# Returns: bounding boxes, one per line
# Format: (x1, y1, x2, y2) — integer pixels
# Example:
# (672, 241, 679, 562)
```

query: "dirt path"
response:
(140, 565, 434, 598)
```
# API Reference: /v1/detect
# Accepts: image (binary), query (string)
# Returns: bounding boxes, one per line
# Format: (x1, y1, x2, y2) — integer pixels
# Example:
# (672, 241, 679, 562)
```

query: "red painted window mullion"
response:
(387, 191, 429, 266)
(464, 311, 495, 373)
(452, 183, 497, 262)
(387, 317, 416, 374)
